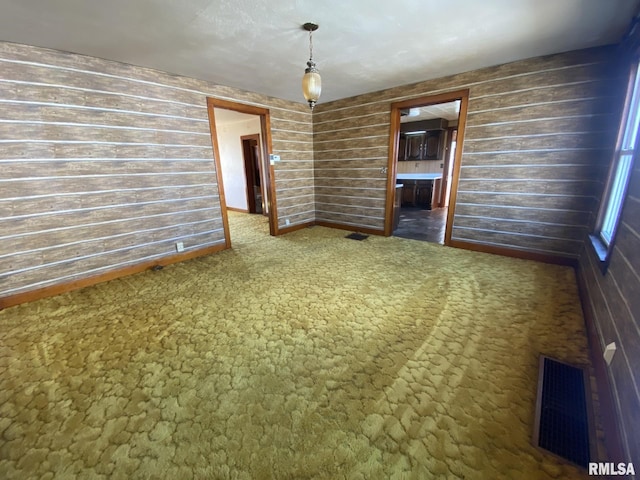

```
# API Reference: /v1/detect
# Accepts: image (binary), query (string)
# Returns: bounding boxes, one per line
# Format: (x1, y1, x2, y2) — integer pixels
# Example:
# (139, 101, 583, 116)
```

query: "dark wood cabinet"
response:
(405, 134, 425, 161)
(424, 132, 441, 159)
(398, 130, 444, 161)
(399, 179, 439, 209)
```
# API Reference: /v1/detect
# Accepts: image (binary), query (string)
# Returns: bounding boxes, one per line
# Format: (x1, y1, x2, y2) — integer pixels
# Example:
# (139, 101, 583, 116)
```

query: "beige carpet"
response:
(0, 212, 596, 479)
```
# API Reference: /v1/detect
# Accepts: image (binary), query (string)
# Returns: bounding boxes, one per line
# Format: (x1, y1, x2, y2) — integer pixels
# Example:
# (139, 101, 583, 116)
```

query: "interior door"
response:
(242, 135, 263, 214)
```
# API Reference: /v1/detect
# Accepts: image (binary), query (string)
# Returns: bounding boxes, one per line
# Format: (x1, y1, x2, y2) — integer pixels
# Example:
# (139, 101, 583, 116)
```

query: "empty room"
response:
(0, 1, 639, 478)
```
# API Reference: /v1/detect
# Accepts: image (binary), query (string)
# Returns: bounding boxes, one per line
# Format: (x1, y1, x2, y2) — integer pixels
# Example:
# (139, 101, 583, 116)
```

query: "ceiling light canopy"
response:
(302, 22, 321, 111)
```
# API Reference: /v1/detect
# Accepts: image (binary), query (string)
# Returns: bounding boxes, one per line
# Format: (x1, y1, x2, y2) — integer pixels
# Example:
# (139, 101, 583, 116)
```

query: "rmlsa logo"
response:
(588, 462, 635, 476)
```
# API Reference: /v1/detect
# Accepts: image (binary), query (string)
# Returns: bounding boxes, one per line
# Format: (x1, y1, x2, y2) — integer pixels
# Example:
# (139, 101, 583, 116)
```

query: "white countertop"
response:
(396, 173, 442, 180)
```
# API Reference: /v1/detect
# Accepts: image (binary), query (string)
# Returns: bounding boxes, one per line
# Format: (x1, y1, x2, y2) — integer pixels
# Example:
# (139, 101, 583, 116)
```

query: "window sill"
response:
(589, 234, 610, 274)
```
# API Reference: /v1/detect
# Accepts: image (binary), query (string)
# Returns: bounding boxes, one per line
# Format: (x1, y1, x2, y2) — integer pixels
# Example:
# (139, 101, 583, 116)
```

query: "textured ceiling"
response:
(0, 0, 637, 105)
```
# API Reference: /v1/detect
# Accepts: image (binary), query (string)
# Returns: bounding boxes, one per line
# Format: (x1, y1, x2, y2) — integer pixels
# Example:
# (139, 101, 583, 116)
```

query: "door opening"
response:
(241, 134, 264, 214)
(206, 98, 278, 243)
(385, 90, 469, 245)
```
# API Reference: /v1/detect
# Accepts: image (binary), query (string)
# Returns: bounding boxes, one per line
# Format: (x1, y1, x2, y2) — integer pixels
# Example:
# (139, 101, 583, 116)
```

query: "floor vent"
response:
(345, 233, 369, 241)
(533, 356, 594, 468)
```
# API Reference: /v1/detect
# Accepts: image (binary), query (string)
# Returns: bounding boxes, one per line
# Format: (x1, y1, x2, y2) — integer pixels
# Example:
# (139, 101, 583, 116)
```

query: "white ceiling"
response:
(0, 0, 637, 105)
(401, 102, 461, 123)
(214, 108, 258, 125)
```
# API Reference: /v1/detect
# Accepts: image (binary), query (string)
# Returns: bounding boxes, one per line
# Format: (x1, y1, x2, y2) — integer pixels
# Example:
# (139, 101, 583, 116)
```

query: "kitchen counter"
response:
(396, 174, 443, 209)
(396, 173, 442, 180)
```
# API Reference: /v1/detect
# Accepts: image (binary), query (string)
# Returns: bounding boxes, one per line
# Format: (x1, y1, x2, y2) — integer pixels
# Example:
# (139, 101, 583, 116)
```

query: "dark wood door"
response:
(241, 134, 263, 214)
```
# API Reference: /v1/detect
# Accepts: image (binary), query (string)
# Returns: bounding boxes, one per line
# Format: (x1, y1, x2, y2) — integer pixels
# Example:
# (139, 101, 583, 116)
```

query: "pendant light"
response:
(302, 22, 321, 111)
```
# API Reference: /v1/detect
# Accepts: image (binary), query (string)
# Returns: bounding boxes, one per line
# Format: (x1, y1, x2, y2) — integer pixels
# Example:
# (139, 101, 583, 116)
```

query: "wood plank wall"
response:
(579, 171, 640, 466)
(0, 41, 311, 300)
(577, 54, 640, 466)
(313, 47, 619, 258)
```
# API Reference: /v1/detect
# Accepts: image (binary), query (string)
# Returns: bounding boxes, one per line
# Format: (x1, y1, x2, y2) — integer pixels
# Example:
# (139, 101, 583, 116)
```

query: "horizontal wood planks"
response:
(578, 157, 640, 466)
(270, 111, 314, 229)
(313, 47, 620, 258)
(0, 41, 311, 300)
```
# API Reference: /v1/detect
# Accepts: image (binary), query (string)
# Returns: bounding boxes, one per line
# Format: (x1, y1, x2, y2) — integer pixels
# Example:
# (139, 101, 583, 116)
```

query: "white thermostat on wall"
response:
(269, 154, 281, 164)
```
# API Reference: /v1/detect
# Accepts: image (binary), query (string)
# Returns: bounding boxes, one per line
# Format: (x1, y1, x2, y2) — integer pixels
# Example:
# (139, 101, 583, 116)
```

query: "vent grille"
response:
(345, 233, 369, 241)
(534, 356, 594, 468)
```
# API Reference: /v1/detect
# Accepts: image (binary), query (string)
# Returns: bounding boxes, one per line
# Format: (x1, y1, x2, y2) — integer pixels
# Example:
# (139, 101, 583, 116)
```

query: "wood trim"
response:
(0, 243, 227, 310)
(445, 92, 469, 246)
(575, 264, 626, 465)
(206, 100, 232, 249)
(448, 238, 579, 267)
(277, 221, 315, 234)
(204, 97, 270, 116)
(226, 206, 249, 213)
(314, 221, 385, 236)
(385, 89, 470, 242)
(384, 104, 401, 236)
(441, 127, 456, 207)
(261, 113, 279, 236)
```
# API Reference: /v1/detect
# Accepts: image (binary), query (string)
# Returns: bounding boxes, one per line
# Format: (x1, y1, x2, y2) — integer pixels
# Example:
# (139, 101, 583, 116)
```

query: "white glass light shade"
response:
(302, 71, 322, 109)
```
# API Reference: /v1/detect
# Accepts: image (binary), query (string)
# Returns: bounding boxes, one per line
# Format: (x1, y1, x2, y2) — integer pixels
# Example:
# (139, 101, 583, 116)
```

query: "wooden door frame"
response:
(241, 134, 262, 213)
(440, 127, 457, 207)
(206, 98, 278, 240)
(384, 89, 470, 245)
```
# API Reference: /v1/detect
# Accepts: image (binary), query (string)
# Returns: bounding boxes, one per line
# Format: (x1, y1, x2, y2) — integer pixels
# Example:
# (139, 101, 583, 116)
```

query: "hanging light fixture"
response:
(301, 22, 321, 111)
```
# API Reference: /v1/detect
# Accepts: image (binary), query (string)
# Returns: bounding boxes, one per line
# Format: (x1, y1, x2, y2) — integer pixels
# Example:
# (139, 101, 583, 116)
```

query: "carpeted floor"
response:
(0, 212, 597, 479)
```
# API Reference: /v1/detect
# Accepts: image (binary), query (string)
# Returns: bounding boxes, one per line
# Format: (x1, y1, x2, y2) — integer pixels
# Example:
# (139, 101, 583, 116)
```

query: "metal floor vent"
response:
(533, 356, 594, 468)
(345, 233, 369, 241)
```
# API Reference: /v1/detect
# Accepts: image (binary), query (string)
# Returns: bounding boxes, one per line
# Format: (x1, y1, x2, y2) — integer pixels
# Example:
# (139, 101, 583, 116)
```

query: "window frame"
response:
(590, 58, 639, 270)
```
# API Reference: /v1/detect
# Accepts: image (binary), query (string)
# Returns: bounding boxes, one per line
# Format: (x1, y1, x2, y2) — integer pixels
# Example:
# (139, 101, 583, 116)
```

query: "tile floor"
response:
(393, 207, 448, 244)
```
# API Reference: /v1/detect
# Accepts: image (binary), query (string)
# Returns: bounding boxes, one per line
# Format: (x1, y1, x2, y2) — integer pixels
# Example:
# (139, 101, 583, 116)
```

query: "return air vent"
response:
(345, 232, 369, 241)
(533, 356, 595, 468)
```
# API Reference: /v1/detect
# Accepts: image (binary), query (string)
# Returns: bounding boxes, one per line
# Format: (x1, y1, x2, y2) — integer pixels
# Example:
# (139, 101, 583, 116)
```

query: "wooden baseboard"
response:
(226, 206, 249, 213)
(314, 221, 385, 236)
(277, 221, 314, 234)
(448, 239, 579, 267)
(574, 264, 625, 464)
(0, 243, 228, 310)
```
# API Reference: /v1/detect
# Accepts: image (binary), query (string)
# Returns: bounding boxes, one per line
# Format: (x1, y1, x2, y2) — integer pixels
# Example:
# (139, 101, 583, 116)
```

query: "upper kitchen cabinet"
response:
(398, 118, 448, 161)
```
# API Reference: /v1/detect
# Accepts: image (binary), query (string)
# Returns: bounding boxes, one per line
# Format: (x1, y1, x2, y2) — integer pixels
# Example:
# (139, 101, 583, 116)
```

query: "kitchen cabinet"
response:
(397, 118, 448, 161)
(396, 174, 442, 210)
(404, 134, 424, 161)
(398, 130, 444, 161)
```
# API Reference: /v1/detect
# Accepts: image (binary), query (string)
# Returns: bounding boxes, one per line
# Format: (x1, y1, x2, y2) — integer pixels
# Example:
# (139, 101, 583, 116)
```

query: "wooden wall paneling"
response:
(0, 41, 312, 303)
(455, 203, 592, 225)
(312, 46, 617, 259)
(459, 149, 605, 167)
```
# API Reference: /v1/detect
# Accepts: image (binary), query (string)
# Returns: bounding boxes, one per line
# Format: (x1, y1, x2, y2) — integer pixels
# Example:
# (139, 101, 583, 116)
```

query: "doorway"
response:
(206, 98, 277, 241)
(241, 134, 264, 214)
(385, 89, 469, 245)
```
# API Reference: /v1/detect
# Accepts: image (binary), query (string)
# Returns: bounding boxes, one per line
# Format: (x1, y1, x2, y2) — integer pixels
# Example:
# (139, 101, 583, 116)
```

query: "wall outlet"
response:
(175, 241, 184, 252)
(440, 163, 444, 168)
(380, 167, 388, 174)
(604, 342, 616, 366)
(285, 218, 290, 226)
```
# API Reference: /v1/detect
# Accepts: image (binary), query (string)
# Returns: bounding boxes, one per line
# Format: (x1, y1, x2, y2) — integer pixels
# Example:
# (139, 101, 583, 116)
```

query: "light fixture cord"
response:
(308, 29, 314, 62)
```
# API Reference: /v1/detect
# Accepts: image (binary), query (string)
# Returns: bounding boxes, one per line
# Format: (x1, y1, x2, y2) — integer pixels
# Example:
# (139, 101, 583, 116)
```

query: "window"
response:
(591, 59, 639, 265)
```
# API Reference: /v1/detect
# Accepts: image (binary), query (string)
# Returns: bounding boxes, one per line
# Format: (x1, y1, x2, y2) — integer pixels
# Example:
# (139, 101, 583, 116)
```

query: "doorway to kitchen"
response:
(385, 90, 469, 245)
